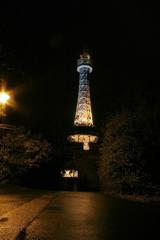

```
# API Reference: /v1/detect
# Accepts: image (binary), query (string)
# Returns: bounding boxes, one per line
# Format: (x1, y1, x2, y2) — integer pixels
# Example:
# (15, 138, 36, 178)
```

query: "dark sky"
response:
(0, 2, 160, 140)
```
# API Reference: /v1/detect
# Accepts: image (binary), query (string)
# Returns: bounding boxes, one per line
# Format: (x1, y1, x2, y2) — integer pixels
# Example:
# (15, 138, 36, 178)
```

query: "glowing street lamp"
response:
(0, 92, 10, 104)
(0, 91, 10, 117)
(0, 80, 15, 130)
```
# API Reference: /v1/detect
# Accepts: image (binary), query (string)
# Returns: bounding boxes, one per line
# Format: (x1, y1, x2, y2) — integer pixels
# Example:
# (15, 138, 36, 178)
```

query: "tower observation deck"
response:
(68, 52, 98, 150)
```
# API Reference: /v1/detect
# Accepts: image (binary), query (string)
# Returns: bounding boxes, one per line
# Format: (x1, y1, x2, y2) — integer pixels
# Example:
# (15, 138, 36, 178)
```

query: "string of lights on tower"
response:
(68, 52, 98, 150)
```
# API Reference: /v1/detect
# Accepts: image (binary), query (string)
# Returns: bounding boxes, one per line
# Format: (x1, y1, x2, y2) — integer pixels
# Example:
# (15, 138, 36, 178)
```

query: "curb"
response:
(0, 193, 54, 240)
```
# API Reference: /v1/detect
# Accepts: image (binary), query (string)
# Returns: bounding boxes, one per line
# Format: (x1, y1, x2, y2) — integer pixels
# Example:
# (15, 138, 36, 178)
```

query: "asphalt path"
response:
(0, 184, 45, 216)
(25, 191, 160, 240)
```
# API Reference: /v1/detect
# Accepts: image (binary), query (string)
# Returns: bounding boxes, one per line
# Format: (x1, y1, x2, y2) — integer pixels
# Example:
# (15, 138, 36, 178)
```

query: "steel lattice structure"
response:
(74, 66, 93, 126)
(68, 52, 98, 150)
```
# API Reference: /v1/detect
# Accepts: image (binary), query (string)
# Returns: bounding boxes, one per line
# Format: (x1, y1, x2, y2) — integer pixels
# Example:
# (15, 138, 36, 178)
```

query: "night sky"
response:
(0, 2, 159, 140)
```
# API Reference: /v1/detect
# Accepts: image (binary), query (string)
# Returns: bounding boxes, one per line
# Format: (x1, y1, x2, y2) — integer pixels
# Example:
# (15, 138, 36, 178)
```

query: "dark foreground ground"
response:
(0, 186, 160, 240)
(25, 191, 160, 240)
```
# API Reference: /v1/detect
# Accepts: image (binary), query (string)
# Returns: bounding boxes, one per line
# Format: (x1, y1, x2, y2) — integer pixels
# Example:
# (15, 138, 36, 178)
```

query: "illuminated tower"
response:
(68, 52, 98, 150)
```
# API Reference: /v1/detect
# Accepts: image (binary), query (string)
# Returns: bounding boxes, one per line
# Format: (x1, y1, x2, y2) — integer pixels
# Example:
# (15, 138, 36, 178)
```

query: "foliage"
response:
(98, 110, 156, 195)
(0, 127, 53, 183)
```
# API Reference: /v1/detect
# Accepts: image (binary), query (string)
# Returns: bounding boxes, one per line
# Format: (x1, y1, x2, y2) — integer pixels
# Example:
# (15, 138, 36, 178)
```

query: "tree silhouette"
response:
(0, 127, 53, 183)
(98, 110, 156, 195)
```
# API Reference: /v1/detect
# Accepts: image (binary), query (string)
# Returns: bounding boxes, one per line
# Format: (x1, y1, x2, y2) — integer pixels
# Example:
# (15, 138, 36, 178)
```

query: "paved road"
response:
(25, 191, 160, 240)
(0, 184, 45, 216)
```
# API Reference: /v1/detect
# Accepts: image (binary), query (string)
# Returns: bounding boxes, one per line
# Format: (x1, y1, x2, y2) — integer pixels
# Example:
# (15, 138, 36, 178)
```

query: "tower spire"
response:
(68, 52, 98, 151)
